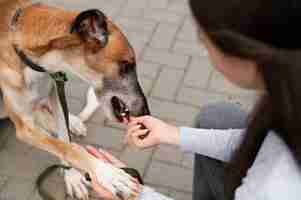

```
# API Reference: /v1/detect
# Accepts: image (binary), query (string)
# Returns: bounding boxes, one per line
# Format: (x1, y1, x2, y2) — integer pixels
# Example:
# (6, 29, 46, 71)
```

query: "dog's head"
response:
(14, 5, 150, 121)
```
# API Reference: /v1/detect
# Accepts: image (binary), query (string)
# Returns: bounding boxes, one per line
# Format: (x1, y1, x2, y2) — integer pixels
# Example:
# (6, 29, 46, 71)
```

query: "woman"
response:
(88, 0, 301, 199)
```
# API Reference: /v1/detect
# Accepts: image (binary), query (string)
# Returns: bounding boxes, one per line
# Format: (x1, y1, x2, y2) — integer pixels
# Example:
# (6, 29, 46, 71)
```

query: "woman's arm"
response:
(180, 127, 245, 162)
(126, 116, 246, 162)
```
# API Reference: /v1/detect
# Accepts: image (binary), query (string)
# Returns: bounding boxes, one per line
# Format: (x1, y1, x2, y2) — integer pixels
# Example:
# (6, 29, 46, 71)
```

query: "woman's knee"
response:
(195, 102, 248, 129)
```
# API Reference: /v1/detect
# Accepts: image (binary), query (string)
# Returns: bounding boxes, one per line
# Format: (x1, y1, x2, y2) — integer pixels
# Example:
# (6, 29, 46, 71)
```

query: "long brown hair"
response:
(189, 0, 301, 198)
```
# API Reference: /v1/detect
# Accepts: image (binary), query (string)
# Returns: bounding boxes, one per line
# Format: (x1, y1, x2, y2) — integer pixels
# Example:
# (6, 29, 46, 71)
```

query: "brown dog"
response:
(0, 0, 150, 199)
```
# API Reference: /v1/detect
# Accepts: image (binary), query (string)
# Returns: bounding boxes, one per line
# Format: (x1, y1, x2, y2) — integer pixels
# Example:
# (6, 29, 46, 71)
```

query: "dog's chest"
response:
(24, 67, 53, 101)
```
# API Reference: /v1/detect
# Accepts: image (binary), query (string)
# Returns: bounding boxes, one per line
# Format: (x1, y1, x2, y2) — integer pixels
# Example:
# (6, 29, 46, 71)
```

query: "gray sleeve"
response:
(137, 186, 174, 200)
(179, 127, 246, 162)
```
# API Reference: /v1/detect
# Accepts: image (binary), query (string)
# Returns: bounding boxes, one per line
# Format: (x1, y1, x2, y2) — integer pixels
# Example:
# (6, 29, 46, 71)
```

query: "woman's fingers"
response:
(86, 145, 127, 168)
(125, 124, 142, 144)
(128, 124, 142, 134)
(97, 148, 126, 168)
(132, 129, 150, 139)
(86, 145, 108, 162)
(129, 129, 152, 148)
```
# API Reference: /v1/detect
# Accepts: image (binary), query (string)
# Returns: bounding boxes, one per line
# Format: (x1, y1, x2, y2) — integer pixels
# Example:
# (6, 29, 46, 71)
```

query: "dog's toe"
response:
(69, 114, 87, 137)
(64, 168, 90, 200)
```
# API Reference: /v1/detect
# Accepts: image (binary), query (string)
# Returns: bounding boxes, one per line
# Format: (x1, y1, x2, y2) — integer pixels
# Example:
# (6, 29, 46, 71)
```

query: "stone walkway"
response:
(0, 0, 256, 200)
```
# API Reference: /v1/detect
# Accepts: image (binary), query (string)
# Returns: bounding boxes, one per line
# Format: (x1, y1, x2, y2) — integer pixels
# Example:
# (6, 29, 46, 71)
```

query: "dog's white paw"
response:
(69, 114, 87, 137)
(92, 161, 139, 200)
(64, 168, 90, 200)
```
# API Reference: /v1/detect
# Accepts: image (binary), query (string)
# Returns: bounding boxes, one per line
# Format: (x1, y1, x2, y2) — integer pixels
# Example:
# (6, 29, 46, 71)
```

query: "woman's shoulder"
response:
(239, 130, 301, 199)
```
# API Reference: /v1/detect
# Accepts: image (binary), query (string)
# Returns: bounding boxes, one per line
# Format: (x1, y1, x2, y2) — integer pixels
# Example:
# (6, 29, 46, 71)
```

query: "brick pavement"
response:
(0, 0, 256, 199)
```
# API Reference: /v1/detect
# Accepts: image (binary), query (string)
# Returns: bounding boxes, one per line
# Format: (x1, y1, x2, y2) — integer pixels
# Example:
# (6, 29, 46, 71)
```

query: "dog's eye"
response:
(119, 61, 135, 76)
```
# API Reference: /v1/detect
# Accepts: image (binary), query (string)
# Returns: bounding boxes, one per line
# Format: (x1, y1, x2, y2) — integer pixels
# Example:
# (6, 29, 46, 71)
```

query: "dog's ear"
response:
(70, 9, 109, 49)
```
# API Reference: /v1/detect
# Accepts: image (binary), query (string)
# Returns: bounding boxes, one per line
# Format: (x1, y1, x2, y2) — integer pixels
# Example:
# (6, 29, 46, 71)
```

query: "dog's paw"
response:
(64, 168, 90, 200)
(69, 114, 87, 137)
(92, 161, 140, 200)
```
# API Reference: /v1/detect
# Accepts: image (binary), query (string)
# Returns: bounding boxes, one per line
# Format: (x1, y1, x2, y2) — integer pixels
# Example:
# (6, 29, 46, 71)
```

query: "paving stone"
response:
(153, 145, 184, 165)
(123, 30, 152, 59)
(2, 132, 33, 155)
(87, 109, 107, 125)
(184, 57, 213, 88)
(65, 0, 122, 17)
(66, 79, 89, 101)
(143, 48, 189, 69)
(170, 190, 193, 200)
(0, 175, 8, 192)
(116, 17, 157, 33)
(123, 0, 148, 10)
(145, 161, 193, 192)
(143, 9, 185, 24)
(30, 180, 66, 200)
(177, 16, 200, 42)
(137, 61, 161, 79)
(105, 120, 127, 130)
(118, 0, 147, 18)
(177, 87, 255, 111)
(140, 77, 154, 95)
(172, 40, 208, 57)
(176, 87, 225, 107)
(167, 0, 191, 14)
(148, 0, 169, 9)
(119, 6, 144, 18)
(149, 98, 199, 124)
(76, 124, 125, 151)
(68, 98, 86, 115)
(0, 178, 35, 200)
(0, 120, 14, 151)
(182, 153, 195, 169)
(150, 23, 179, 49)
(119, 147, 154, 175)
(152, 68, 185, 100)
(0, 142, 58, 180)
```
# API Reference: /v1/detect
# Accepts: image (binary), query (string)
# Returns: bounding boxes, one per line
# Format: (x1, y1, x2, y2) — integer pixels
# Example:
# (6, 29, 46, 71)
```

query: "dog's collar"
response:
(10, 8, 22, 32)
(13, 45, 47, 72)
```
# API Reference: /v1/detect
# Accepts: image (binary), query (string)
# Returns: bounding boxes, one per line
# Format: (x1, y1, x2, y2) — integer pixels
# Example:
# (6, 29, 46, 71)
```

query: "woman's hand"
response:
(85, 146, 140, 200)
(125, 116, 180, 149)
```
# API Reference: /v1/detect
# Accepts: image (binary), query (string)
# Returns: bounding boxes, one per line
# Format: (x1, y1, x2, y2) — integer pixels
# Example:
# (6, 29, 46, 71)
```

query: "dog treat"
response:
(137, 123, 150, 139)
(111, 96, 150, 139)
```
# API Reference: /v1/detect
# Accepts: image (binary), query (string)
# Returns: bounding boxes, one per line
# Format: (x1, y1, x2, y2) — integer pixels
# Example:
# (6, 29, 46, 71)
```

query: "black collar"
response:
(13, 45, 47, 72)
(10, 8, 22, 32)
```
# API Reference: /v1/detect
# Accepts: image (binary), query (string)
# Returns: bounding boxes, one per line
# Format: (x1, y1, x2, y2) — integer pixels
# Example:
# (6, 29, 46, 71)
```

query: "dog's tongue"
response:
(120, 112, 130, 124)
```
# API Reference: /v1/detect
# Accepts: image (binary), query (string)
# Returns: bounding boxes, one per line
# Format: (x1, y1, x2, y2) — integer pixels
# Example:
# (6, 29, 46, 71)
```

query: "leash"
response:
(14, 46, 72, 141)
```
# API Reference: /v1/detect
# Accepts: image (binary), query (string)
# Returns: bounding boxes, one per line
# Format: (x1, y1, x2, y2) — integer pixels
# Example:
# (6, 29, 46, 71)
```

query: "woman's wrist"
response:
(160, 125, 180, 146)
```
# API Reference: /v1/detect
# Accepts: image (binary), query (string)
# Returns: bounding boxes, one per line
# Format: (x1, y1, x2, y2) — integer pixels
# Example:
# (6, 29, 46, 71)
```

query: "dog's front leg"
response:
(69, 113, 87, 137)
(78, 87, 100, 122)
(68, 87, 100, 137)
(11, 120, 139, 200)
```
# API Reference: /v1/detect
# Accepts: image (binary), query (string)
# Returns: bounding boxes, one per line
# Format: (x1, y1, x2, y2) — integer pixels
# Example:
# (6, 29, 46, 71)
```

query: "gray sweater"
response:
(137, 128, 301, 200)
